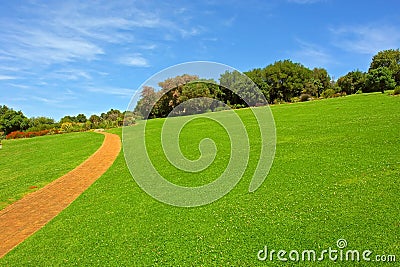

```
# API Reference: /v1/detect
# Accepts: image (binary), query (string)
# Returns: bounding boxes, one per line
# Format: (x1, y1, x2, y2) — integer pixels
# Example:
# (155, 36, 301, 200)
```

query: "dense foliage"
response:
(133, 49, 399, 119)
(1, 49, 399, 136)
(0, 106, 136, 140)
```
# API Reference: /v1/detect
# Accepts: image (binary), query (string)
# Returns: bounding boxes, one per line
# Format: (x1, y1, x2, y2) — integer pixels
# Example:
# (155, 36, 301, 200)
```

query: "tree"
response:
(312, 68, 331, 97)
(76, 113, 87, 123)
(156, 74, 200, 117)
(337, 70, 366, 94)
(245, 68, 271, 102)
(122, 111, 136, 126)
(176, 79, 220, 115)
(106, 109, 122, 121)
(0, 105, 30, 135)
(134, 86, 158, 119)
(365, 66, 396, 93)
(219, 70, 265, 106)
(89, 114, 101, 128)
(262, 60, 313, 102)
(27, 116, 56, 131)
(369, 49, 400, 85)
(60, 115, 76, 123)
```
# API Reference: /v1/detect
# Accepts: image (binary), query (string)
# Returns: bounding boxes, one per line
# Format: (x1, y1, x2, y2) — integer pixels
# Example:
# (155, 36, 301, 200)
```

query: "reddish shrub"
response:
(6, 131, 25, 139)
(6, 129, 51, 139)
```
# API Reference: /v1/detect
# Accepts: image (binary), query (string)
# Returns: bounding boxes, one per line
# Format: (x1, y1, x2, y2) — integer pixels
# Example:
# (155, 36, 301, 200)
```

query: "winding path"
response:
(0, 132, 121, 258)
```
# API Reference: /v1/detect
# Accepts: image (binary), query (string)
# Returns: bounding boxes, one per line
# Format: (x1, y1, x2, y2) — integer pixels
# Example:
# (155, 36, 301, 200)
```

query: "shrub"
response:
(48, 128, 60, 135)
(214, 106, 230, 112)
(60, 122, 74, 133)
(300, 94, 311, 102)
(5, 129, 50, 139)
(321, 89, 336, 98)
(393, 86, 400, 95)
(291, 97, 300, 103)
(6, 131, 25, 139)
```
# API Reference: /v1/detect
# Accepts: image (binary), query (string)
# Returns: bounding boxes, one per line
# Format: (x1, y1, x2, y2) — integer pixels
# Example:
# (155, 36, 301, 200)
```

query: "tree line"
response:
(0, 105, 135, 138)
(1, 49, 399, 138)
(135, 49, 400, 119)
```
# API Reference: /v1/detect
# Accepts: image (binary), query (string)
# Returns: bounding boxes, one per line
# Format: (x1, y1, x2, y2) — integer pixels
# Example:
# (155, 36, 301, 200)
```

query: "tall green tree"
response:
(263, 60, 313, 102)
(76, 114, 87, 123)
(0, 105, 30, 135)
(220, 70, 264, 106)
(177, 79, 220, 115)
(337, 70, 366, 94)
(89, 114, 101, 126)
(312, 68, 331, 97)
(27, 116, 56, 131)
(134, 86, 159, 119)
(365, 66, 396, 93)
(60, 115, 76, 123)
(245, 68, 271, 102)
(369, 49, 400, 85)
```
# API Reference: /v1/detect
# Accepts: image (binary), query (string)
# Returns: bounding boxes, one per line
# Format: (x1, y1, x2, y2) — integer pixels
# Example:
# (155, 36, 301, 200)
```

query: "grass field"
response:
(0, 93, 399, 265)
(0, 132, 104, 210)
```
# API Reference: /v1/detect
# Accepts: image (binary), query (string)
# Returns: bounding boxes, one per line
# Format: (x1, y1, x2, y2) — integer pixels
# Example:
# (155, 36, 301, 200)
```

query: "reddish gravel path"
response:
(0, 132, 121, 258)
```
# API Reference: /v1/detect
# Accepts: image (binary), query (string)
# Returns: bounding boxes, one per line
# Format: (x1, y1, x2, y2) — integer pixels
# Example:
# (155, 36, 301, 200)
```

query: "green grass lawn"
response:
(1, 93, 399, 266)
(0, 132, 104, 210)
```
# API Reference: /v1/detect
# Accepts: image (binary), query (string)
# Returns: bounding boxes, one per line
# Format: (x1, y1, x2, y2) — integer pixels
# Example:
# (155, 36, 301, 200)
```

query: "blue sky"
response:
(1, 0, 399, 120)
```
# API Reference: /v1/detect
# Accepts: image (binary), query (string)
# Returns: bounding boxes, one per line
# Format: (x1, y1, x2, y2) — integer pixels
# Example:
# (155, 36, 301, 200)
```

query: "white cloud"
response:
(32, 96, 60, 104)
(0, 1, 206, 69)
(52, 69, 92, 81)
(291, 39, 336, 68)
(120, 54, 150, 67)
(0, 75, 17, 80)
(330, 24, 400, 55)
(8, 83, 30, 89)
(222, 16, 236, 27)
(1, 27, 104, 65)
(139, 44, 157, 50)
(87, 87, 136, 97)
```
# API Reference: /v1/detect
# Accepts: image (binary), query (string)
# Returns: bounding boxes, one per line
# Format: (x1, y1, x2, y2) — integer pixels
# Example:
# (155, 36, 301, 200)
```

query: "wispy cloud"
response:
(222, 16, 236, 27)
(31, 96, 61, 104)
(139, 44, 157, 50)
(87, 87, 136, 97)
(291, 39, 336, 68)
(330, 24, 400, 55)
(119, 54, 150, 67)
(0, 75, 17, 80)
(1, 27, 104, 65)
(8, 83, 30, 89)
(51, 69, 92, 81)
(0, 0, 208, 69)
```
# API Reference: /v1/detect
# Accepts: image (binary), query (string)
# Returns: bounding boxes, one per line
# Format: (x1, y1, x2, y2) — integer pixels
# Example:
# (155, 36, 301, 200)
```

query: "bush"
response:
(6, 131, 25, 139)
(290, 97, 300, 103)
(393, 86, 400, 95)
(6, 130, 50, 139)
(321, 89, 336, 98)
(214, 106, 230, 112)
(300, 94, 311, 102)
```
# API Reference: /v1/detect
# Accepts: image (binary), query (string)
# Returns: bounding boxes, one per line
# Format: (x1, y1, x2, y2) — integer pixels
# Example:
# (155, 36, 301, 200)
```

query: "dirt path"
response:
(0, 132, 121, 258)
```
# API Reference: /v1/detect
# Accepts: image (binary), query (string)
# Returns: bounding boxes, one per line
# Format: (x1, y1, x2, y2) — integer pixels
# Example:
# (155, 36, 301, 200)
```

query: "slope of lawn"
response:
(0, 132, 104, 210)
(1, 93, 399, 266)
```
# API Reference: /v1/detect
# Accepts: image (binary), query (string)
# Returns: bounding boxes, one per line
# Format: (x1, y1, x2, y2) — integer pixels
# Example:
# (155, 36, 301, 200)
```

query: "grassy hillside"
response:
(0, 132, 104, 210)
(1, 93, 399, 265)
